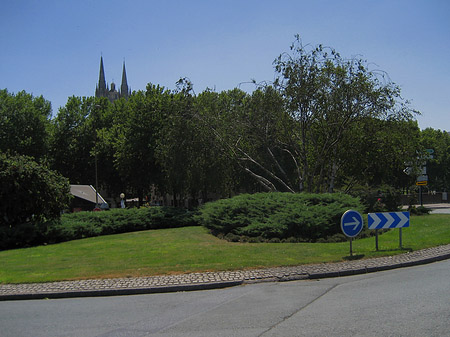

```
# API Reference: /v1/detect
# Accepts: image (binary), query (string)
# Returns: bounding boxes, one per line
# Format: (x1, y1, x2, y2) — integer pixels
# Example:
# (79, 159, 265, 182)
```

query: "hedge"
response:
(196, 192, 364, 241)
(0, 206, 198, 250)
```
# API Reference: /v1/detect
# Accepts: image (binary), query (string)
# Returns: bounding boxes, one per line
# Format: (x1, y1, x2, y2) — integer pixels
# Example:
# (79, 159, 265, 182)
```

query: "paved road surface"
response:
(1, 259, 449, 337)
(427, 203, 450, 214)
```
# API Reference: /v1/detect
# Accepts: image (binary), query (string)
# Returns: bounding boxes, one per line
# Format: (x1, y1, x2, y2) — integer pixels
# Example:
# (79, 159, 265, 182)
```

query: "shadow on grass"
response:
(376, 247, 413, 253)
(343, 254, 365, 261)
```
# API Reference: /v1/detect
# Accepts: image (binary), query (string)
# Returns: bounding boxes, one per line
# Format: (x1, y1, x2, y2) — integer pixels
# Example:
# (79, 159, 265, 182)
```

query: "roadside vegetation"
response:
(0, 213, 448, 284)
(1, 37, 450, 284)
(1, 192, 369, 250)
(2, 36, 438, 214)
(197, 192, 364, 242)
(0, 206, 196, 250)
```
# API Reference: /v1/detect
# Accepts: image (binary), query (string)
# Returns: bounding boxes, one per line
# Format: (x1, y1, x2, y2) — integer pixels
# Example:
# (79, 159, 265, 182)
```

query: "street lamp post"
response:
(94, 104, 101, 210)
(95, 151, 99, 207)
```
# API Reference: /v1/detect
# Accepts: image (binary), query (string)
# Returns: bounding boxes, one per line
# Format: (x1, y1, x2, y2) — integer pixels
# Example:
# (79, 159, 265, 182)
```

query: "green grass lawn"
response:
(1, 214, 449, 284)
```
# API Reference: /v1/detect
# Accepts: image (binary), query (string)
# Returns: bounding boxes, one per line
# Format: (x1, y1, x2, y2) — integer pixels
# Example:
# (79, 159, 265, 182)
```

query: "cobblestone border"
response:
(1, 244, 449, 301)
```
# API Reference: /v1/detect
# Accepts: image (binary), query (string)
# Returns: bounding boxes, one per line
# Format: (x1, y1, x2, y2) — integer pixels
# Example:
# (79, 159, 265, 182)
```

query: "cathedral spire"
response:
(95, 56, 130, 102)
(95, 56, 107, 98)
(120, 60, 130, 99)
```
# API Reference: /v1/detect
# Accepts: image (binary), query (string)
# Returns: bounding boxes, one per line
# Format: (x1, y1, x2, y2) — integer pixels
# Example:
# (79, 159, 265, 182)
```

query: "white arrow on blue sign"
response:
(341, 210, 364, 238)
(368, 212, 410, 229)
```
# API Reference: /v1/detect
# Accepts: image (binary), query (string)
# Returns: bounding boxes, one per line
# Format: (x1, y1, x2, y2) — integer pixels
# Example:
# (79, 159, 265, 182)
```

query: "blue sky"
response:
(1, 0, 449, 130)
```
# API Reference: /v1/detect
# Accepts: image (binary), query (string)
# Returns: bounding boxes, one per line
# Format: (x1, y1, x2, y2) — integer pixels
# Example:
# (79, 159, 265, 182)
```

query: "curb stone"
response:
(1, 244, 449, 301)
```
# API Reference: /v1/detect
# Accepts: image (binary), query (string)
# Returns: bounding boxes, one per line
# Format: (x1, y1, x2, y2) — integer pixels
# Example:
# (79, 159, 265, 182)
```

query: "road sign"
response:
(341, 210, 363, 238)
(416, 181, 427, 186)
(368, 212, 410, 229)
(417, 174, 428, 181)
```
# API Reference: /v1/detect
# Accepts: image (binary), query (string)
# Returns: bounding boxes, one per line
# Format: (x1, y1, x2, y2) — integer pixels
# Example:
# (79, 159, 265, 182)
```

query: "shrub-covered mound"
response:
(1, 206, 197, 250)
(196, 192, 364, 242)
(47, 206, 198, 242)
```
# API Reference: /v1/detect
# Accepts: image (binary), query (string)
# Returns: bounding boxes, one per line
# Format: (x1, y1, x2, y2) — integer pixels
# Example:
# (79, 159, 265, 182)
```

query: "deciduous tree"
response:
(0, 89, 52, 160)
(0, 153, 71, 227)
(272, 36, 417, 192)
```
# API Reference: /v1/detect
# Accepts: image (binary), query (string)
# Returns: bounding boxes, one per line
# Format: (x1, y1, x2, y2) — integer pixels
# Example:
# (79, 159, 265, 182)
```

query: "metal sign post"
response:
(341, 210, 363, 257)
(375, 229, 379, 251)
(368, 212, 410, 249)
(399, 228, 403, 249)
(350, 238, 353, 256)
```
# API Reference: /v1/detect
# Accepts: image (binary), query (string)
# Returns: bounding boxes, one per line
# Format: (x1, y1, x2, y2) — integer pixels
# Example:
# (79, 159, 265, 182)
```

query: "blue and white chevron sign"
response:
(368, 212, 410, 229)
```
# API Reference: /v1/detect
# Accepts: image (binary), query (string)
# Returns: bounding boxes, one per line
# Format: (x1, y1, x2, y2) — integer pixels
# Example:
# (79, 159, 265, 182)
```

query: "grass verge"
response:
(1, 214, 449, 284)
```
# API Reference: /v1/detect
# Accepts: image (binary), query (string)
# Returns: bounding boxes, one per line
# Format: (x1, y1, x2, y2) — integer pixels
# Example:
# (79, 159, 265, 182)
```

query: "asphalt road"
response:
(428, 203, 450, 214)
(1, 259, 449, 337)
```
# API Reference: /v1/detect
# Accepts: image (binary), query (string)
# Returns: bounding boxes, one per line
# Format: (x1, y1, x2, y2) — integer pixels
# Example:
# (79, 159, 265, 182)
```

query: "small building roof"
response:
(70, 185, 107, 204)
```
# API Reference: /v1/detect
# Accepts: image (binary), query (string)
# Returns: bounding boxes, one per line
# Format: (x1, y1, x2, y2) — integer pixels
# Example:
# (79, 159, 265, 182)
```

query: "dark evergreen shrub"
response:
(196, 192, 364, 241)
(224, 233, 240, 242)
(43, 207, 198, 244)
(1, 206, 198, 250)
(269, 238, 281, 243)
(408, 205, 431, 215)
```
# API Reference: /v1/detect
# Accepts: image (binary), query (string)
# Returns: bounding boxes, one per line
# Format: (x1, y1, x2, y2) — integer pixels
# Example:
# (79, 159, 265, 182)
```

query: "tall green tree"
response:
(93, 97, 128, 198)
(157, 83, 246, 205)
(0, 153, 71, 227)
(111, 84, 167, 203)
(420, 128, 450, 191)
(155, 85, 192, 204)
(194, 85, 310, 194)
(338, 118, 421, 191)
(272, 36, 417, 192)
(48, 96, 108, 185)
(0, 153, 71, 249)
(193, 88, 264, 192)
(193, 89, 249, 199)
(0, 89, 52, 160)
(240, 86, 295, 192)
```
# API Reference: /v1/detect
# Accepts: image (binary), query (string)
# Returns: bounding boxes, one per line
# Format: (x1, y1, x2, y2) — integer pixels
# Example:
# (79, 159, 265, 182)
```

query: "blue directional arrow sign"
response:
(341, 210, 363, 238)
(368, 212, 410, 229)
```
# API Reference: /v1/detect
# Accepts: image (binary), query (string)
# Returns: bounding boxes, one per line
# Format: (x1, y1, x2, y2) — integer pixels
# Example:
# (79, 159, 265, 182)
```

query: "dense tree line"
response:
(2, 38, 445, 209)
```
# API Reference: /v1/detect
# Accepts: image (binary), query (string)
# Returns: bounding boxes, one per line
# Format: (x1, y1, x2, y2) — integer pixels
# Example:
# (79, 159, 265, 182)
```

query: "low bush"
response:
(196, 192, 364, 241)
(46, 207, 198, 244)
(408, 205, 431, 215)
(347, 184, 401, 213)
(0, 206, 198, 250)
(0, 222, 47, 249)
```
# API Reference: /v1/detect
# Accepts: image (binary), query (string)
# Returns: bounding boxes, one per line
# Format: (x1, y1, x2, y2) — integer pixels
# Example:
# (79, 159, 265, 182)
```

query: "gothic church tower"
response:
(120, 61, 131, 99)
(95, 56, 107, 98)
(95, 57, 130, 102)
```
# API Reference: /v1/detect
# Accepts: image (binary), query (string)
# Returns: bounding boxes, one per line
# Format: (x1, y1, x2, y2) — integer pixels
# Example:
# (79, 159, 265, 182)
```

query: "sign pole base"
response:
(375, 229, 379, 251)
